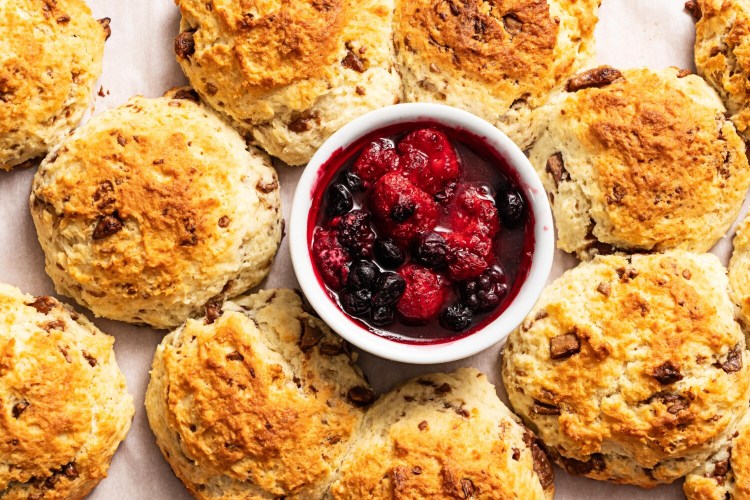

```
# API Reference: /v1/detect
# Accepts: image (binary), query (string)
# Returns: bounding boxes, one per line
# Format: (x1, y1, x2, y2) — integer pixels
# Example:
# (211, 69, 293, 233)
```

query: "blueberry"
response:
(374, 238, 405, 269)
(340, 288, 372, 316)
(348, 260, 380, 290)
(441, 304, 473, 332)
(343, 170, 365, 193)
(370, 306, 394, 326)
(413, 232, 447, 268)
(495, 189, 526, 228)
(458, 268, 508, 312)
(327, 183, 353, 217)
(390, 202, 416, 222)
(372, 272, 406, 306)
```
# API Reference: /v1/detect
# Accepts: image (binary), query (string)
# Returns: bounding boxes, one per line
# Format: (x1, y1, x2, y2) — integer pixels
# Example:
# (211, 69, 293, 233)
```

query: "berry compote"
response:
(308, 122, 534, 344)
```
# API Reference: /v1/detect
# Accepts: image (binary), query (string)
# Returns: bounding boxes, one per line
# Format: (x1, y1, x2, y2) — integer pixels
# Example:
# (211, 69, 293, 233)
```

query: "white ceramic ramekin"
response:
(290, 103, 553, 364)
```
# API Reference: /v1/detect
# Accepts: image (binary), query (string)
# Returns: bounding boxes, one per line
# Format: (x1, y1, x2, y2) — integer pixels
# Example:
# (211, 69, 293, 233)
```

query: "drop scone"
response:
(684, 408, 750, 499)
(328, 368, 555, 499)
(30, 92, 282, 329)
(729, 215, 750, 330)
(0, 284, 133, 499)
(0, 0, 108, 170)
(693, 0, 750, 139)
(529, 66, 750, 259)
(502, 251, 750, 487)
(393, 0, 600, 149)
(172, 0, 401, 166)
(145, 289, 375, 499)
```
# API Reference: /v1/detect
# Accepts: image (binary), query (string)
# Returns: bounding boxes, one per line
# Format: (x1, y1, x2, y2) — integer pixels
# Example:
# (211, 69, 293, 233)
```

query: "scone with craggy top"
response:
(529, 66, 750, 260)
(729, 214, 750, 331)
(502, 251, 750, 487)
(172, 0, 401, 166)
(394, 0, 600, 149)
(145, 289, 375, 499)
(328, 368, 554, 499)
(0, 0, 108, 170)
(684, 407, 750, 500)
(0, 283, 133, 499)
(30, 92, 282, 329)
(693, 0, 750, 139)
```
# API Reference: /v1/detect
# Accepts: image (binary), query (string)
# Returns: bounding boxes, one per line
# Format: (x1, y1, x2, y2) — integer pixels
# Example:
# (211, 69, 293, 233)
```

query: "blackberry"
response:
(374, 238, 405, 269)
(441, 304, 473, 332)
(348, 260, 380, 290)
(326, 183, 353, 217)
(335, 209, 375, 257)
(340, 288, 372, 316)
(495, 189, 526, 228)
(458, 268, 507, 312)
(371, 272, 406, 306)
(413, 232, 447, 269)
(370, 306, 395, 326)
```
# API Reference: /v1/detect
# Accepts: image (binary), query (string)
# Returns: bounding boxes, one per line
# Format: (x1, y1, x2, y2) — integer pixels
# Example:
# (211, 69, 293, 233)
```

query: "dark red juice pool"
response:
(308, 121, 534, 344)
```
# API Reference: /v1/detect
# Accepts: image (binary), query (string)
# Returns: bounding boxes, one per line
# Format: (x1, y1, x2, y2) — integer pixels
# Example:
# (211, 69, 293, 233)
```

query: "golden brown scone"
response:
(684, 407, 750, 500)
(0, 0, 107, 171)
(329, 368, 554, 499)
(172, 0, 401, 166)
(693, 0, 750, 139)
(502, 251, 750, 487)
(730, 214, 750, 331)
(394, 0, 600, 149)
(0, 283, 133, 499)
(529, 67, 750, 260)
(145, 289, 374, 499)
(30, 92, 282, 329)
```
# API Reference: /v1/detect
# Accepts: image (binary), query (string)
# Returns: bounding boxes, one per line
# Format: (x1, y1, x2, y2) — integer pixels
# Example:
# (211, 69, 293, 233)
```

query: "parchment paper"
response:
(0, 1, 736, 498)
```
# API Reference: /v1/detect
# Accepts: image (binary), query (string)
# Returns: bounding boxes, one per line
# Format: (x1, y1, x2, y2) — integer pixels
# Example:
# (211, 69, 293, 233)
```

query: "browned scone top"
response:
(502, 252, 750, 487)
(0, 0, 108, 170)
(529, 67, 750, 259)
(694, 0, 750, 139)
(173, 0, 402, 165)
(145, 289, 374, 499)
(30, 93, 282, 329)
(684, 406, 750, 499)
(0, 284, 133, 499)
(328, 368, 554, 500)
(394, 0, 600, 148)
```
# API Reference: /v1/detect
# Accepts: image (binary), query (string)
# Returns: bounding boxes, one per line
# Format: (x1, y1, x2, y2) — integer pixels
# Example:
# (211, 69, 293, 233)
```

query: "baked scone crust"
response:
(30, 93, 282, 329)
(173, 0, 402, 166)
(394, 0, 600, 149)
(694, 0, 750, 139)
(329, 368, 554, 500)
(145, 289, 373, 499)
(0, 284, 133, 499)
(529, 67, 750, 259)
(502, 251, 750, 487)
(729, 214, 750, 331)
(0, 0, 107, 170)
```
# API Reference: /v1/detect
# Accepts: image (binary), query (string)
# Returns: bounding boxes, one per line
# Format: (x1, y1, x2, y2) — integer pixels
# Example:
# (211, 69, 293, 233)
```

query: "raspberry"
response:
(351, 138, 400, 188)
(332, 209, 375, 258)
(447, 186, 499, 238)
(371, 173, 439, 245)
(444, 232, 494, 281)
(396, 264, 447, 323)
(398, 128, 461, 197)
(312, 229, 350, 290)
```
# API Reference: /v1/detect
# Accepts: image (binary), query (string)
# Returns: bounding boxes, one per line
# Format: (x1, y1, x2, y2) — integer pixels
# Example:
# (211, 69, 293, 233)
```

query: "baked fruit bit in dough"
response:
(684, 407, 750, 499)
(329, 368, 555, 500)
(0, 0, 108, 171)
(145, 289, 375, 499)
(693, 0, 750, 140)
(394, 0, 600, 149)
(0, 283, 133, 499)
(529, 66, 750, 259)
(30, 91, 282, 329)
(502, 251, 750, 487)
(172, 0, 402, 166)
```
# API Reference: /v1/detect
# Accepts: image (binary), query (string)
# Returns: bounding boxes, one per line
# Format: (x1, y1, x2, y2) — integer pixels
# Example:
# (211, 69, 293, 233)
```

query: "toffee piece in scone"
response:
(0, 284, 133, 499)
(145, 289, 374, 499)
(30, 92, 282, 329)
(394, 0, 600, 149)
(684, 408, 750, 499)
(172, 0, 402, 166)
(502, 252, 750, 487)
(693, 0, 750, 139)
(329, 368, 554, 499)
(529, 67, 750, 259)
(0, 0, 108, 170)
